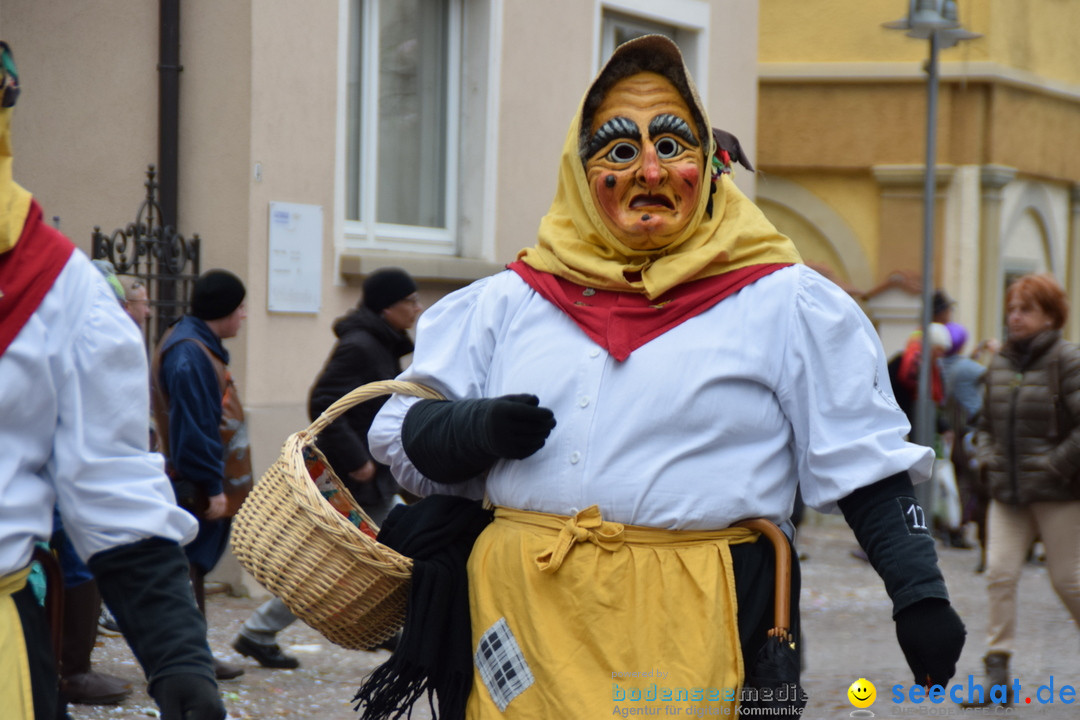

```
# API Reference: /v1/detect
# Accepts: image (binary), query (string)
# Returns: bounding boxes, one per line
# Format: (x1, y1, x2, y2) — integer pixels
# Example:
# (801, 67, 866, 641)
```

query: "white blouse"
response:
(0, 250, 197, 576)
(370, 264, 933, 531)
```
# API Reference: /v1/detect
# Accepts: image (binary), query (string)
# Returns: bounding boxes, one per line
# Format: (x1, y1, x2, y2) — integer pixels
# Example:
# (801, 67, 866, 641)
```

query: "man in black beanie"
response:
(310, 266, 422, 514)
(151, 269, 250, 680)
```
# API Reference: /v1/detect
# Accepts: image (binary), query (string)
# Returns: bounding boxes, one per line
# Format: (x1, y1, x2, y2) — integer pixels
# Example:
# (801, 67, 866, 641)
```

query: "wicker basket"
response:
(231, 380, 444, 650)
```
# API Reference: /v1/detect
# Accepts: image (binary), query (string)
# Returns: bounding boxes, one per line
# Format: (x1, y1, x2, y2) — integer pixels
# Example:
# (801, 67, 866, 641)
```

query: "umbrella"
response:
(733, 519, 808, 714)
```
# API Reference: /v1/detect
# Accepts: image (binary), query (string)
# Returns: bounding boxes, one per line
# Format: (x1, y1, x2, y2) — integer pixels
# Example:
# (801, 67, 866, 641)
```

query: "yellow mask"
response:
(519, 35, 800, 300)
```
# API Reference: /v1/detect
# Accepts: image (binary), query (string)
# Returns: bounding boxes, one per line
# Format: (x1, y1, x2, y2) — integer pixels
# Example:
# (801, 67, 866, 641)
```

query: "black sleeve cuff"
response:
(838, 472, 950, 616)
(401, 399, 498, 483)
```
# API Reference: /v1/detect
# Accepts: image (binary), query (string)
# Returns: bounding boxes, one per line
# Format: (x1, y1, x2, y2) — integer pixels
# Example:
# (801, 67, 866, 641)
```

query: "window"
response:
(345, 0, 461, 254)
(598, 1, 708, 88)
(600, 10, 680, 59)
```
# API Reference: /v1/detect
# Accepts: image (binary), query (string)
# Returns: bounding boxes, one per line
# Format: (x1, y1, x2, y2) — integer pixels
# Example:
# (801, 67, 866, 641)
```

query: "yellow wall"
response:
(780, 172, 880, 273)
(757, 198, 848, 282)
(761, 0, 1080, 87)
(760, 81, 1080, 184)
(760, 1, 988, 64)
(984, 0, 1080, 86)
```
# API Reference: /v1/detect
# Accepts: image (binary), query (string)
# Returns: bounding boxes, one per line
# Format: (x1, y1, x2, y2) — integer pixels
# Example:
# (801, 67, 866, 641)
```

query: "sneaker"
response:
(232, 635, 300, 669)
(98, 607, 121, 636)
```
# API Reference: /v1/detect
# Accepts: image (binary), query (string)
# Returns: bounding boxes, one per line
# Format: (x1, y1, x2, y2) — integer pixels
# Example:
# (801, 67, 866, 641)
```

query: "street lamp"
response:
(883, 1, 981, 507)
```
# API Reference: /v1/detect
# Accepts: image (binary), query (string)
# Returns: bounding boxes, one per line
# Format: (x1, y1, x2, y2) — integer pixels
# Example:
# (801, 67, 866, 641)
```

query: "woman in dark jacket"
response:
(972, 273, 1080, 700)
(308, 268, 423, 524)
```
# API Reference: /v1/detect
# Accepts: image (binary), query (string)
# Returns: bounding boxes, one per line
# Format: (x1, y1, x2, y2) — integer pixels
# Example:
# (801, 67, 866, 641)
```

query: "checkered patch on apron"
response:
(475, 617, 534, 711)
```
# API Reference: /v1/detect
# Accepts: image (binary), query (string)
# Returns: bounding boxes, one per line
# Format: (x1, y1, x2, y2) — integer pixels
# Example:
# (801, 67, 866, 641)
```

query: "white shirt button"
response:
(589, 348, 600, 358)
(578, 397, 590, 408)
(570, 451, 581, 464)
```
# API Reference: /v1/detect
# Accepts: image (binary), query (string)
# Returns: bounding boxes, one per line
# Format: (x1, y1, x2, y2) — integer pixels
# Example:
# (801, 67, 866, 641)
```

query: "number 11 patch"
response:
(898, 497, 931, 535)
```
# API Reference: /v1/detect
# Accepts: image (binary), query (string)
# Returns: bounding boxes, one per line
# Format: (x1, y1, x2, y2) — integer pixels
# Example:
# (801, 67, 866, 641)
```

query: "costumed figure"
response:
(363, 36, 965, 719)
(0, 41, 223, 720)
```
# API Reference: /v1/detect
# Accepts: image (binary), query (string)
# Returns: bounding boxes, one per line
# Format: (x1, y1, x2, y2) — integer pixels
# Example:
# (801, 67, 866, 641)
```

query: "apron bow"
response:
(535, 505, 624, 573)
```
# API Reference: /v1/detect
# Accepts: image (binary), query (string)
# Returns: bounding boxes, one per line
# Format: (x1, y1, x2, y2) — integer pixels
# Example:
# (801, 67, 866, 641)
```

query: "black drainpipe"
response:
(158, 0, 181, 231)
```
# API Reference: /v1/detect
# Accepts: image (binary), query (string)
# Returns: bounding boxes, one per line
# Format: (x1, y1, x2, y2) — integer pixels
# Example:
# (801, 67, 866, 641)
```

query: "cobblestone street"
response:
(69, 512, 1079, 719)
(796, 513, 1080, 720)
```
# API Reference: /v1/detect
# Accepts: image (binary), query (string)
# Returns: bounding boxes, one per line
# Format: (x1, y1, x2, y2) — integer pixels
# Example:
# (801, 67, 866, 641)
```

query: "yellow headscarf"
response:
(0, 47, 33, 255)
(518, 35, 800, 300)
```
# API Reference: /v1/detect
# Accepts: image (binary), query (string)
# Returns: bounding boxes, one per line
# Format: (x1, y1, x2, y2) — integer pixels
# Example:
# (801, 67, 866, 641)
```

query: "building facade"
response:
(757, 0, 1080, 354)
(0, 1, 759, 580)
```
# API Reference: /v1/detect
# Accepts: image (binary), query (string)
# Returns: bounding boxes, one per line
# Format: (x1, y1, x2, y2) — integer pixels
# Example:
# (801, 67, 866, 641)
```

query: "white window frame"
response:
(596, 0, 710, 100)
(338, 0, 463, 256)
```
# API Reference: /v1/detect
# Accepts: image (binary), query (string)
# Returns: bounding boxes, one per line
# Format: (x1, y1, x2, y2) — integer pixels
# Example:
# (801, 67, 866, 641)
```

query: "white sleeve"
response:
(51, 256, 198, 561)
(777, 268, 934, 513)
(369, 274, 518, 500)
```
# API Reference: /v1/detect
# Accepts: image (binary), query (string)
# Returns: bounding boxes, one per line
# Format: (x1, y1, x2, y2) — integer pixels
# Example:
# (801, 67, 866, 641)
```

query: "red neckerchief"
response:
(509, 260, 791, 361)
(0, 200, 76, 356)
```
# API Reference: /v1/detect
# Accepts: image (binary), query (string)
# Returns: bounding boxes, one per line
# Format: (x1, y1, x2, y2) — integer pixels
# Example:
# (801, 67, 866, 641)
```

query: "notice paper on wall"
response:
(267, 201, 322, 313)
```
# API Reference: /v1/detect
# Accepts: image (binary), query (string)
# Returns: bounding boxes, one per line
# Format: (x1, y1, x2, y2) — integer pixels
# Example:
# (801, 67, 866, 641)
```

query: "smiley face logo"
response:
(847, 678, 876, 708)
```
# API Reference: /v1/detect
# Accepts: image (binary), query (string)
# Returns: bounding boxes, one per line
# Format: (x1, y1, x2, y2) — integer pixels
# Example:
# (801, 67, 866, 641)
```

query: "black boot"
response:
(948, 528, 973, 549)
(960, 652, 1011, 708)
(59, 580, 132, 705)
(985, 652, 1011, 703)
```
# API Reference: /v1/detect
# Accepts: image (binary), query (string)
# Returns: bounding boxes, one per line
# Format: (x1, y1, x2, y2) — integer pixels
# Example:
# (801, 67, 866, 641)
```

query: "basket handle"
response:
(733, 518, 792, 638)
(304, 380, 445, 439)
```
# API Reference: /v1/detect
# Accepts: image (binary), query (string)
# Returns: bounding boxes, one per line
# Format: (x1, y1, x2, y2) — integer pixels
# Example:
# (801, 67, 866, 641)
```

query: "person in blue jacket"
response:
(151, 270, 251, 680)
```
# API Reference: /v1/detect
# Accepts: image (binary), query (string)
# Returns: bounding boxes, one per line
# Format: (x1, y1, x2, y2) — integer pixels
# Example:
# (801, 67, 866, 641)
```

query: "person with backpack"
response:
(941, 322, 997, 562)
(151, 270, 252, 681)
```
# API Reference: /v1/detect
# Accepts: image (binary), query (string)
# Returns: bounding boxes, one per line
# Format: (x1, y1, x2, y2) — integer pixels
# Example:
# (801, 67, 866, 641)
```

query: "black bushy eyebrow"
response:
(649, 114, 698, 147)
(585, 116, 641, 159)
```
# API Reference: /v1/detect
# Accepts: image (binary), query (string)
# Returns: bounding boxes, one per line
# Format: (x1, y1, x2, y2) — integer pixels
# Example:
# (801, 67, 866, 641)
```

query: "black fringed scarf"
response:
(353, 495, 494, 719)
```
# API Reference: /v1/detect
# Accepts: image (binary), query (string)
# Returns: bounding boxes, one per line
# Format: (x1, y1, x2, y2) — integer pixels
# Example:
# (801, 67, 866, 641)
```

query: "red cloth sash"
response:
(0, 200, 76, 356)
(509, 260, 791, 361)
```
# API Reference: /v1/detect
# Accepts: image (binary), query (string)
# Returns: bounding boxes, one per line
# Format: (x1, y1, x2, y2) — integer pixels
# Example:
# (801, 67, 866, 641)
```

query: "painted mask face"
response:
(584, 72, 704, 250)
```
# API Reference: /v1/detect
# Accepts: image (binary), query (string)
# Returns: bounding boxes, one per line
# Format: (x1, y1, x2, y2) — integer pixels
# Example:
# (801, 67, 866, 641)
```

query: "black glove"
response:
(402, 394, 556, 483)
(895, 598, 966, 687)
(838, 472, 966, 686)
(480, 394, 557, 458)
(150, 673, 226, 720)
(88, 539, 221, 711)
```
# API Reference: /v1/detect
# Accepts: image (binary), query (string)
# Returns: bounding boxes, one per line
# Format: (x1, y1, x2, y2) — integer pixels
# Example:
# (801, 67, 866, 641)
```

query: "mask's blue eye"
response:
(607, 142, 639, 163)
(655, 137, 682, 159)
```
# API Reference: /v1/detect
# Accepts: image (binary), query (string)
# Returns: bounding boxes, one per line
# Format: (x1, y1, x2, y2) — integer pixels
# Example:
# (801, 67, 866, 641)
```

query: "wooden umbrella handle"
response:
(733, 518, 792, 637)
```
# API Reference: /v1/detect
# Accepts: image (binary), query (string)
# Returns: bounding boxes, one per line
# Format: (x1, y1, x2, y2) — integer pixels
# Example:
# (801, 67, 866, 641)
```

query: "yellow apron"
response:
(466, 506, 758, 719)
(0, 567, 36, 720)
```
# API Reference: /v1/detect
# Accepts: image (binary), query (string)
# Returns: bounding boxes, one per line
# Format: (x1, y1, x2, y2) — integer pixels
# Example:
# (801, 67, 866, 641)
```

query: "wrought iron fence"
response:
(91, 165, 200, 348)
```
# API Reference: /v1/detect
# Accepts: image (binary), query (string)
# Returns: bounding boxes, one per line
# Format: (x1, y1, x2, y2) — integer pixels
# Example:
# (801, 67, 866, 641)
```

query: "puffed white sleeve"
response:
(369, 274, 511, 500)
(775, 267, 934, 513)
(51, 259, 198, 561)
